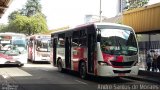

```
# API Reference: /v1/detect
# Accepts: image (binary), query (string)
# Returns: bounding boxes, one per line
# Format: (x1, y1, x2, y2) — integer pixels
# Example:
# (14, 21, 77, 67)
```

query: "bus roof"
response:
(28, 34, 50, 39)
(0, 32, 26, 37)
(51, 22, 133, 35)
(94, 22, 133, 29)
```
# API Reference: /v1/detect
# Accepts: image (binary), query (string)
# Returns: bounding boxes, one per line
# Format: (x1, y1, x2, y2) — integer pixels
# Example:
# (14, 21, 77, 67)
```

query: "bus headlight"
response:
(98, 61, 110, 66)
(133, 60, 139, 66)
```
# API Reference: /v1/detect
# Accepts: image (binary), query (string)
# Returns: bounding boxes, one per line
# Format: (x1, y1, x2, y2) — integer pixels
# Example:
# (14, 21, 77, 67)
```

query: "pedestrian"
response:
(146, 53, 152, 71)
(0, 44, 3, 50)
(152, 50, 158, 72)
(156, 55, 160, 72)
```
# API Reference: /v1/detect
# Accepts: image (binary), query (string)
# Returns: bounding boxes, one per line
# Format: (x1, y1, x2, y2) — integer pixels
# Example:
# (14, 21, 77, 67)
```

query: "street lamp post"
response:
(99, 0, 102, 22)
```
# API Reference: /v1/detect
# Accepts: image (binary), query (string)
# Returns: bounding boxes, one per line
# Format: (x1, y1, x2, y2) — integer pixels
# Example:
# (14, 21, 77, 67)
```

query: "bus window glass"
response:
(72, 31, 80, 47)
(12, 39, 26, 48)
(100, 29, 138, 56)
(37, 39, 50, 52)
(79, 30, 87, 47)
(58, 34, 65, 48)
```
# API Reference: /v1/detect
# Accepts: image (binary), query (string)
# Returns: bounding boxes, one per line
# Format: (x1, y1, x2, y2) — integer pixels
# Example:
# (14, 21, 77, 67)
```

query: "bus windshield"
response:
(13, 39, 26, 48)
(0, 40, 11, 53)
(0, 36, 27, 55)
(100, 29, 138, 56)
(37, 39, 50, 52)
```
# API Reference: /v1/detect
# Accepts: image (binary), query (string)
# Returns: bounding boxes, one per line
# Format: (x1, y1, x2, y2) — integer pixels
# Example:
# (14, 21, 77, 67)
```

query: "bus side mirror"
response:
(97, 29, 101, 42)
(97, 33, 101, 42)
(37, 47, 40, 51)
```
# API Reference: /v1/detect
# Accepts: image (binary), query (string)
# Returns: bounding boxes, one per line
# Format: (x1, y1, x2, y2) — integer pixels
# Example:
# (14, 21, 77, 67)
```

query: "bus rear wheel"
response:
(79, 62, 87, 79)
(18, 64, 24, 67)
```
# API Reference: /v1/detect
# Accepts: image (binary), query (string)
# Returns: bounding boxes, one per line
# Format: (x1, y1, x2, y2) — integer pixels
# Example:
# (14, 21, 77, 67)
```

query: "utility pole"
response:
(99, 0, 102, 22)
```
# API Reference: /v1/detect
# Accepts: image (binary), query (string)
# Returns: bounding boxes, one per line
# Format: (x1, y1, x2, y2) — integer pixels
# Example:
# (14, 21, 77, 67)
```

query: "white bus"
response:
(51, 23, 139, 79)
(27, 35, 51, 62)
(0, 32, 27, 66)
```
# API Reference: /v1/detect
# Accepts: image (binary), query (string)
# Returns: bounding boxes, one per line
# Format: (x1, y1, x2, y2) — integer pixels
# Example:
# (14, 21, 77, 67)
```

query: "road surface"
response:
(0, 63, 159, 90)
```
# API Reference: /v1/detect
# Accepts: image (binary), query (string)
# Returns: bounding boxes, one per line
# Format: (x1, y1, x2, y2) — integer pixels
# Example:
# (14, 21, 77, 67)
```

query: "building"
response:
(123, 2, 160, 70)
(118, 0, 127, 13)
(84, 15, 107, 23)
(84, 0, 127, 23)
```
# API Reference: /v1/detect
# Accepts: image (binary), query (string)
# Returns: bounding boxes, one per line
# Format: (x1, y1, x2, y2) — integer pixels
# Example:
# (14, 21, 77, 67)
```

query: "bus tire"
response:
(31, 60, 35, 63)
(79, 62, 87, 79)
(57, 59, 63, 72)
(18, 64, 24, 67)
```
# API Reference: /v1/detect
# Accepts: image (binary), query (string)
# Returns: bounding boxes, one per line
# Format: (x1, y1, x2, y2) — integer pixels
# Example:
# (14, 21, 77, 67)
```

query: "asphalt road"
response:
(0, 63, 159, 90)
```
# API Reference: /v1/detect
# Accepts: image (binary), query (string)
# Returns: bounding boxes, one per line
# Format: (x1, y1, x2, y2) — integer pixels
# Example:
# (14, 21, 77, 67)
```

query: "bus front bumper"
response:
(35, 57, 50, 62)
(97, 66, 139, 77)
(0, 58, 27, 65)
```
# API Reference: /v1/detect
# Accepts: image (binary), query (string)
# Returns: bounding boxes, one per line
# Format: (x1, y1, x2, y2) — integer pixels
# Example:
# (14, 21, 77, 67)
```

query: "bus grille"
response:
(110, 61, 134, 67)
(42, 54, 49, 57)
(113, 70, 131, 73)
(8, 54, 18, 56)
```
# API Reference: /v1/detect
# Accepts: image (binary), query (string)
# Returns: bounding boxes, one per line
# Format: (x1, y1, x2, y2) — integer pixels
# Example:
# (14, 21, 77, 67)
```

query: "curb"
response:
(125, 76, 160, 84)
(124, 70, 160, 84)
(138, 70, 160, 77)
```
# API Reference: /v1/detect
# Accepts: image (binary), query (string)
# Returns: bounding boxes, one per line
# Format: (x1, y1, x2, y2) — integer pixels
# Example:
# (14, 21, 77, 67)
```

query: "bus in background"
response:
(28, 35, 51, 63)
(51, 23, 139, 79)
(0, 32, 27, 67)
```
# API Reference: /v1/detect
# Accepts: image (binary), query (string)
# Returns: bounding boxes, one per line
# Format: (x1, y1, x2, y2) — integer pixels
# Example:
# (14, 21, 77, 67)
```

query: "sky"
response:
(0, 0, 159, 30)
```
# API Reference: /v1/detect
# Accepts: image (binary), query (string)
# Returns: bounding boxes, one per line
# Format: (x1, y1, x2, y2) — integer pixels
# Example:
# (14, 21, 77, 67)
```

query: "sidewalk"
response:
(126, 70, 160, 84)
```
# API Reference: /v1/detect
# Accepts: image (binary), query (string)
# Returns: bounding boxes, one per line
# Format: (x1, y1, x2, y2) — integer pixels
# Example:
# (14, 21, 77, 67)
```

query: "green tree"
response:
(9, 15, 29, 33)
(5, 0, 48, 35)
(21, 0, 42, 17)
(0, 24, 7, 32)
(126, 0, 149, 10)
(29, 13, 48, 34)
(8, 10, 21, 22)
(8, 13, 48, 35)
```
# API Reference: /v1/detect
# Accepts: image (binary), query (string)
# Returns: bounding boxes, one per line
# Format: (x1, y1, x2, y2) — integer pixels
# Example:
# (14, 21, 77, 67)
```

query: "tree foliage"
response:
(21, 0, 42, 17)
(30, 13, 48, 34)
(6, 13, 48, 35)
(8, 10, 21, 22)
(0, 24, 8, 32)
(126, 0, 149, 10)
(9, 15, 29, 33)
(4, 0, 48, 35)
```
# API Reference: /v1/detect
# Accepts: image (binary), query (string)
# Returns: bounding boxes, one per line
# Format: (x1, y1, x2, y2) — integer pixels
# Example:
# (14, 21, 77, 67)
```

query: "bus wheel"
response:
(79, 62, 87, 79)
(18, 64, 24, 67)
(57, 60, 63, 72)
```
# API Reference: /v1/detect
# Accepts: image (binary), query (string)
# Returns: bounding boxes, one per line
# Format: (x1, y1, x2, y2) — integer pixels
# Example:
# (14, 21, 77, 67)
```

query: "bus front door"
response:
(53, 38, 57, 66)
(87, 34, 95, 73)
(65, 37, 71, 69)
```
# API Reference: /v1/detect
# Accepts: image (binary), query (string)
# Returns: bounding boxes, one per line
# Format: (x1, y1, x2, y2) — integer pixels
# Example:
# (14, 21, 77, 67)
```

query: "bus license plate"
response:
(10, 60, 16, 62)
(118, 73, 125, 76)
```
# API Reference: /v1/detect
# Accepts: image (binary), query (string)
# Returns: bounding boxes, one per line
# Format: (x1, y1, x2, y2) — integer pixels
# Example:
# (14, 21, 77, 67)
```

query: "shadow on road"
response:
(59, 69, 133, 84)
(28, 61, 50, 64)
(0, 64, 20, 68)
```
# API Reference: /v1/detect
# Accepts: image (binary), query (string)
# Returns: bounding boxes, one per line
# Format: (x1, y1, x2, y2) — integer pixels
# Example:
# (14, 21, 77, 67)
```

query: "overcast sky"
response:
(0, 0, 159, 30)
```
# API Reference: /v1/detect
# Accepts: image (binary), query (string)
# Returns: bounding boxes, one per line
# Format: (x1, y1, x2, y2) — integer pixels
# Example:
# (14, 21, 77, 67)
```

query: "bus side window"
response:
(58, 34, 65, 48)
(72, 39, 79, 47)
(36, 40, 40, 51)
(29, 41, 33, 47)
(72, 31, 79, 47)
(79, 30, 87, 47)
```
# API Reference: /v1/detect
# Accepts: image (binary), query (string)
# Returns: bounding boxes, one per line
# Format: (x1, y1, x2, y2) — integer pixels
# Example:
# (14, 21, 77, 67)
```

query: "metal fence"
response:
(137, 34, 160, 72)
